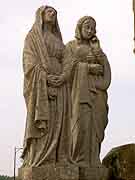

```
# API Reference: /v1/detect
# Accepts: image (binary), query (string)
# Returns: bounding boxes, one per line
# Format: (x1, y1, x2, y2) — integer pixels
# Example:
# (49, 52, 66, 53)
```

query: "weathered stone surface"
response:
(102, 144, 135, 180)
(63, 15, 111, 169)
(18, 163, 78, 180)
(79, 166, 109, 180)
(18, 164, 109, 180)
(20, 5, 111, 180)
(21, 5, 70, 167)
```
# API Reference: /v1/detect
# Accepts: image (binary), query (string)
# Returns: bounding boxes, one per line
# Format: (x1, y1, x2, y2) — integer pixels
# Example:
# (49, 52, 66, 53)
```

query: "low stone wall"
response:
(102, 144, 135, 180)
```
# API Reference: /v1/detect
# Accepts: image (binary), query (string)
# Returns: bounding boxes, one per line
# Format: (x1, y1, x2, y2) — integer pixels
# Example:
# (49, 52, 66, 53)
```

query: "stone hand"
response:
(47, 75, 60, 87)
(52, 75, 65, 86)
(92, 49, 105, 57)
(47, 75, 64, 87)
(90, 36, 100, 49)
(89, 64, 103, 75)
(35, 120, 48, 135)
(90, 37, 104, 56)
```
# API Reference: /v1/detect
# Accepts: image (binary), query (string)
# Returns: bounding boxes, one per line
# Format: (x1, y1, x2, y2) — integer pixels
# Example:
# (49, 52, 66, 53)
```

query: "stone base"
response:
(18, 163, 78, 180)
(18, 164, 109, 180)
(79, 166, 109, 180)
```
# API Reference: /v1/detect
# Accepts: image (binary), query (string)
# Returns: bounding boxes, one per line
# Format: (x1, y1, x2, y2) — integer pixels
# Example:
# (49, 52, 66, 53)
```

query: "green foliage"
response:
(0, 175, 13, 180)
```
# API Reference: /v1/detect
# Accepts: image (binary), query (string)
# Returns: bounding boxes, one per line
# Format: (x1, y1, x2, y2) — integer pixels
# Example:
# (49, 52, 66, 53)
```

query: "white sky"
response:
(0, 0, 135, 176)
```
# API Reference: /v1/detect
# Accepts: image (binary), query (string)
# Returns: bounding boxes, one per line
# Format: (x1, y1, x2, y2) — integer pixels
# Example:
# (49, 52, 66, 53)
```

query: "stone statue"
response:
(20, 8, 111, 180)
(21, 5, 71, 167)
(61, 16, 111, 170)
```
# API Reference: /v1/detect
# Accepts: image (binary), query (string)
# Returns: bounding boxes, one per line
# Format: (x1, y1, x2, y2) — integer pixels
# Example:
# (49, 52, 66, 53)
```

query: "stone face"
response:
(102, 144, 135, 180)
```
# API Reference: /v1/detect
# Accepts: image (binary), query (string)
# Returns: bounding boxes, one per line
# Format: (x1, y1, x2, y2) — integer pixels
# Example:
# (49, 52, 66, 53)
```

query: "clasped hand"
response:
(88, 64, 103, 75)
(47, 74, 64, 87)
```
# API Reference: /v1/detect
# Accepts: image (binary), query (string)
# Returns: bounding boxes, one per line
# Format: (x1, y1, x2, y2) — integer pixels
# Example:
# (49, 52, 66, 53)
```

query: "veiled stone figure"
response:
(62, 16, 111, 168)
(22, 6, 71, 167)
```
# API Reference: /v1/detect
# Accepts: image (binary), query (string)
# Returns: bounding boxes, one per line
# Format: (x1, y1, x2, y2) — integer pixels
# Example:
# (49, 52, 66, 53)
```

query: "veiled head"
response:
(35, 6, 57, 26)
(43, 6, 57, 25)
(34, 6, 62, 40)
(75, 16, 96, 41)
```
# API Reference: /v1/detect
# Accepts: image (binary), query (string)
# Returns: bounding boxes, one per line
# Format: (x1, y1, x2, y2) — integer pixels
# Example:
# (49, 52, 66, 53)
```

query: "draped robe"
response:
(22, 6, 71, 167)
(63, 39, 111, 167)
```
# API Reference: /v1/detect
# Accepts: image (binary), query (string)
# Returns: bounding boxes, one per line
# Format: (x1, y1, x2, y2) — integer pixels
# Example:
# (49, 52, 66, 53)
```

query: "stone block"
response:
(18, 164, 109, 180)
(102, 144, 135, 180)
(18, 163, 78, 180)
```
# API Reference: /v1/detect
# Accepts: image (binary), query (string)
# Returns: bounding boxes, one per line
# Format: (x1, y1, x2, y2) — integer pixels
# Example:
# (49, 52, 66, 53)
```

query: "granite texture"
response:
(20, 5, 111, 180)
(18, 164, 78, 180)
(102, 144, 135, 180)
(18, 164, 109, 180)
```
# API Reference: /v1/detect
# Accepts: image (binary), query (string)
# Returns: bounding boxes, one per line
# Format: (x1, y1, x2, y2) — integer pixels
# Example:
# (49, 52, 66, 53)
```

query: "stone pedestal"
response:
(18, 163, 78, 180)
(18, 164, 109, 180)
(79, 166, 109, 180)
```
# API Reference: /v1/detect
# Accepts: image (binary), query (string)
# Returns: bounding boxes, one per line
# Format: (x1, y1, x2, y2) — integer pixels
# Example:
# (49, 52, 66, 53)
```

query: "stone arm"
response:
(95, 52, 111, 91)
(62, 42, 77, 82)
(23, 34, 49, 139)
(46, 42, 77, 87)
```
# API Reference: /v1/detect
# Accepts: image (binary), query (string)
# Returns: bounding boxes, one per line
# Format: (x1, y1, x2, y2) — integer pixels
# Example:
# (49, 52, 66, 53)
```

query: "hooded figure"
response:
(22, 6, 71, 167)
(62, 16, 111, 168)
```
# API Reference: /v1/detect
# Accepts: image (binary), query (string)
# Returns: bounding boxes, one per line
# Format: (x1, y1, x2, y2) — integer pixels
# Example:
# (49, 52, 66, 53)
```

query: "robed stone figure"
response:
(61, 16, 111, 168)
(21, 6, 111, 180)
(21, 6, 71, 167)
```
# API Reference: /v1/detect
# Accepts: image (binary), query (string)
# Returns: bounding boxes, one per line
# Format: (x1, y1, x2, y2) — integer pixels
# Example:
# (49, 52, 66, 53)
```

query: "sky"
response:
(0, 0, 135, 176)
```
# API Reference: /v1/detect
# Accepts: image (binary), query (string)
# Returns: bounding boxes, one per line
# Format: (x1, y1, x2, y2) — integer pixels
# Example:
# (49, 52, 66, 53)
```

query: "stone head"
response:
(34, 6, 62, 40)
(43, 6, 57, 25)
(75, 16, 96, 41)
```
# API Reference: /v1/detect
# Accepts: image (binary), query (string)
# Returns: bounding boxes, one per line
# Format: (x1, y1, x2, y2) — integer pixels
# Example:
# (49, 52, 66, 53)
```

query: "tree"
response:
(0, 175, 13, 180)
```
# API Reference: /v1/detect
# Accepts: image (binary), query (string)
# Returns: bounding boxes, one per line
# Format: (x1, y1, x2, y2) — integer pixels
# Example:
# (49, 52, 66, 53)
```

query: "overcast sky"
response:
(0, 0, 135, 176)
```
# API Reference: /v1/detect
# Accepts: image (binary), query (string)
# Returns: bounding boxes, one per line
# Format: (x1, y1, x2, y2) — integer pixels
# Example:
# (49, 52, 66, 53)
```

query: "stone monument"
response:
(102, 144, 135, 180)
(19, 6, 111, 180)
